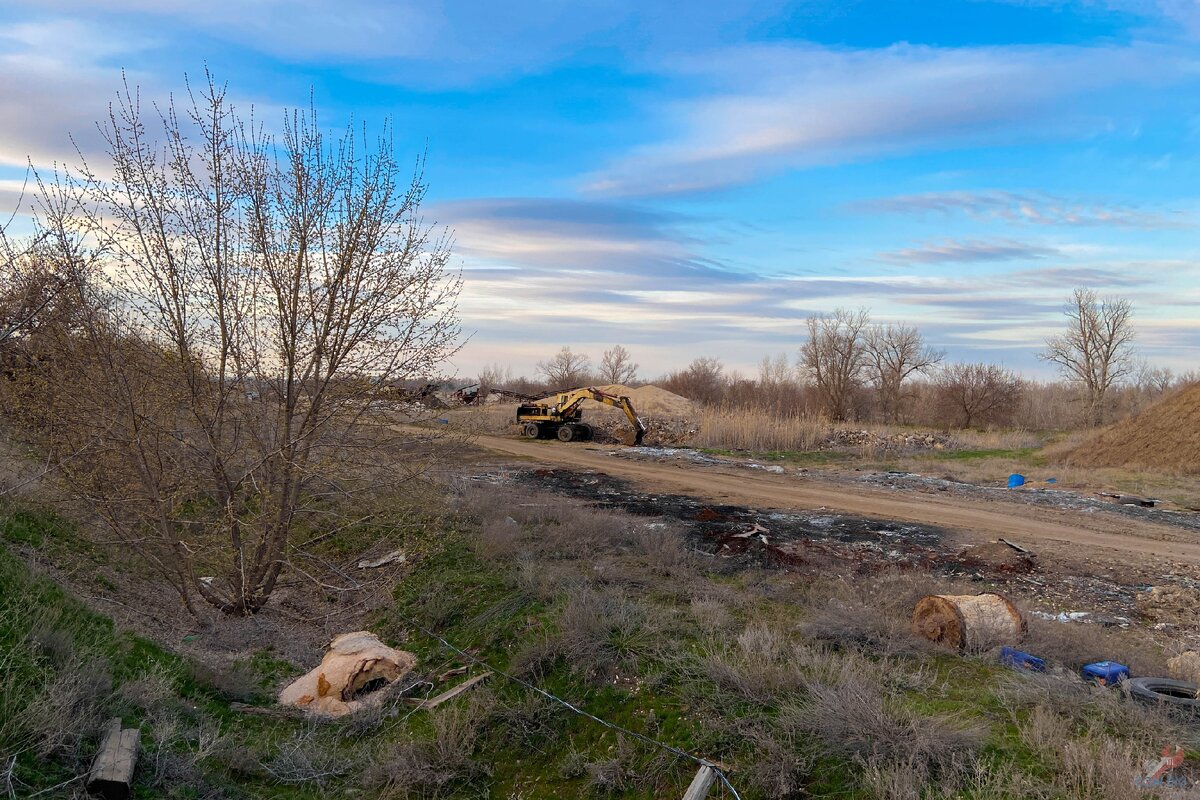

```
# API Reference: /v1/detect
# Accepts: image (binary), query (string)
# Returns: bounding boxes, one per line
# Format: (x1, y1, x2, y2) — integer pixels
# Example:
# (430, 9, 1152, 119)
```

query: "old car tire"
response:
(1126, 677, 1200, 714)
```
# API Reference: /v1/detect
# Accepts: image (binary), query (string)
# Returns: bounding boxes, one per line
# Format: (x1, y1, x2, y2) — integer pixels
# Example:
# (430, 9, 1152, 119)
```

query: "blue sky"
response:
(1, 0, 1198, 380)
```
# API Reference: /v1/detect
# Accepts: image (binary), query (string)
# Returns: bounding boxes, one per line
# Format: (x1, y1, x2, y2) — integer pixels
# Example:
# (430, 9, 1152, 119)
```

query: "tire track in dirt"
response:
(466, 434, 1200, 568)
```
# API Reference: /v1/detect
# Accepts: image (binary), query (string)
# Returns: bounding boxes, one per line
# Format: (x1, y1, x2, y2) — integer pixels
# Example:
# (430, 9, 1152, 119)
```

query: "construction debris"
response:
(404, 671, 492, 710)
(1135, 585, 1200, 626)
(279, 631, 417, 717)
(356, 550, 406, 569)
(87, 718, 140, 800)
(912, 593, 1026, 651)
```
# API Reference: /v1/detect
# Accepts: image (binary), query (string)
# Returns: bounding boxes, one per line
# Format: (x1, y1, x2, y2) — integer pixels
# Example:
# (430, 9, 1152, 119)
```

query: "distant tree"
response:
(537, 346, 592, 388)
(598, 345, 638, 385)
(663, 356, 724, 405)
(476, 362, 512, 394)
(1134, 361, 1174, 394)
(20, 75, 461, 616)
(935, 363, 1023, 428)
(800, 308, 870, 421)
(757, 353, 793, 387)
(1041, 288, 1135, 425)
(863, 323, 943, 422)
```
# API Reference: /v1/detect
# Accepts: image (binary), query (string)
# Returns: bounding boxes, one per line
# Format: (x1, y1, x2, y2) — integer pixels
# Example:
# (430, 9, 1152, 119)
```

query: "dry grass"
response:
(786, 678, 987, 779)
(692, 408, 830, 452)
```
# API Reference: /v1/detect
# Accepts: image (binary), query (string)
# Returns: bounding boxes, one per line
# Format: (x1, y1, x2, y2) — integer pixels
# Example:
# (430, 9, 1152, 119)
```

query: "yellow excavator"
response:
(516, 387, 647, 445)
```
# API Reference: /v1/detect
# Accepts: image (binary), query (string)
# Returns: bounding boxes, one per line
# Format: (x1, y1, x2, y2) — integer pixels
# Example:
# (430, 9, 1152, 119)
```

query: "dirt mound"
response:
(1069, 383, 1200, 473)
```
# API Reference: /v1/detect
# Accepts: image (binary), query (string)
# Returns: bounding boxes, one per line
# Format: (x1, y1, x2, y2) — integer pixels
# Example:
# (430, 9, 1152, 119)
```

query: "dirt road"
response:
(468, 433, 1200, 568)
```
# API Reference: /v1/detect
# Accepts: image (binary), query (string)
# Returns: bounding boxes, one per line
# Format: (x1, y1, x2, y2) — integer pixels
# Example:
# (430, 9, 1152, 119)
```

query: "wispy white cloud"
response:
(853, 189, 1191, 228)
(582, 41, 1197, 196)
(878, 238, 1061, 264)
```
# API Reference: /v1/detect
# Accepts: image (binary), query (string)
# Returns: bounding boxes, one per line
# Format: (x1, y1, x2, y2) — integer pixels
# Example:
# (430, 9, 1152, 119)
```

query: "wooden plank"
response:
(403, 671, 493, 709)
(681, 764, 718, 800)
(999, 538, 1032, 555)
(87, 718, 139, 800)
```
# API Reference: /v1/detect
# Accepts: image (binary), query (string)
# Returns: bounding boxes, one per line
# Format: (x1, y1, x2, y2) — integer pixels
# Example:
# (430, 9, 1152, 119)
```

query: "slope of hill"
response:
(1070, 383, 1200, 473)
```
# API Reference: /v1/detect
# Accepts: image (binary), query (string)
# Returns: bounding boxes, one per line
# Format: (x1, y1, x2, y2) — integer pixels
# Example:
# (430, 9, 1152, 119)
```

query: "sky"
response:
(1, 0, 1199, 381)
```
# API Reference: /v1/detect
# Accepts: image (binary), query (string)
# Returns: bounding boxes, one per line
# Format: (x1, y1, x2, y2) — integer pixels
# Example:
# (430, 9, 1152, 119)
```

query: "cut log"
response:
(87, 718, 139, 800)
(912, 593, 1025, 651)
(681, 765, 718, 800)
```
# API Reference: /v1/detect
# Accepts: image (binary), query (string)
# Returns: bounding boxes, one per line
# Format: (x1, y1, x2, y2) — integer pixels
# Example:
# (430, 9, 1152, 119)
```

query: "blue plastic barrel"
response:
(1000, 646, 1045, 672)
(1082, 661, 1130, 685)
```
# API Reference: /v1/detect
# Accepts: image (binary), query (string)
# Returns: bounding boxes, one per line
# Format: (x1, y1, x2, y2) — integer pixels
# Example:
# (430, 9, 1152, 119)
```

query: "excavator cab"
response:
(515, 388, 646, 445)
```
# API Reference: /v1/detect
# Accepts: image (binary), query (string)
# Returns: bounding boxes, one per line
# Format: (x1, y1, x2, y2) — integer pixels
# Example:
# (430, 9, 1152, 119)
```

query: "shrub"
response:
(786, 678, 986, 779)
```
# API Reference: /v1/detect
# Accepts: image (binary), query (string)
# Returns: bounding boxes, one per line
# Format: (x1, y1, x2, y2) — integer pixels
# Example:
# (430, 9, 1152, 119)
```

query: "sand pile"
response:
(536, 384, 698, 416)
(1069, 383, 1200, 473)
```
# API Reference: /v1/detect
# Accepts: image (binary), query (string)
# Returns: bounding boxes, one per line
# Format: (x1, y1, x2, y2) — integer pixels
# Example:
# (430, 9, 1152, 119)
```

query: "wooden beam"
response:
(403, 671, 493, 709)
(87, 718, 139, 800)
(682, 764, 718, 800)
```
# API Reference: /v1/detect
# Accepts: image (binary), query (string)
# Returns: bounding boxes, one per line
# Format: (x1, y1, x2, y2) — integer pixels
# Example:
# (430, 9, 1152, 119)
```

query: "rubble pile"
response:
(821, 429, 955, 452)
(1135, 585, 1200, 626)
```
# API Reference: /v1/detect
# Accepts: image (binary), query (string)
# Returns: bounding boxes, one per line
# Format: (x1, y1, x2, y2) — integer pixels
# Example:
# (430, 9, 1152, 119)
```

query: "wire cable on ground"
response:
(399, 613, 743, 799)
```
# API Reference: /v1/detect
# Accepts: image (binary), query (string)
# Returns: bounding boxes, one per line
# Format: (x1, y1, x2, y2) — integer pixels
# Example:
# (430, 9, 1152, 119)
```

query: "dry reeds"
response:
(692, 408, 830, 452)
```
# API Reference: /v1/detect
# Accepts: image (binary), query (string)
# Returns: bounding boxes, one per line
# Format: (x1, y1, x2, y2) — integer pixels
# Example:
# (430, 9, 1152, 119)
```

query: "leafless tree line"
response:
(499, 289, 1169, 429)
(0, 74, 461, 615)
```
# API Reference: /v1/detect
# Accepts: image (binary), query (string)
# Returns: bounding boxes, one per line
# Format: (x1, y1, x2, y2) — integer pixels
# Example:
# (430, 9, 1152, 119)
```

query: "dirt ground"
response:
(464, 433, 1200, 569)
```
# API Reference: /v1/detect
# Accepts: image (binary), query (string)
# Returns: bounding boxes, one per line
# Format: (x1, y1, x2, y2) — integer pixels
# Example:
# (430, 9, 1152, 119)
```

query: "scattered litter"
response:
(1099, 492, 1157, 508)
(1136, 585, 1200, 625)
(279, 631, 417, 717)
(356, 550, 406, 569)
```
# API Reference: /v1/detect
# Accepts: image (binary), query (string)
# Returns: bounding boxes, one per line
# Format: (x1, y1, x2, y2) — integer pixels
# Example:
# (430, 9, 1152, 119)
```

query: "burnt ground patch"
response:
(510, 467, 978, 577)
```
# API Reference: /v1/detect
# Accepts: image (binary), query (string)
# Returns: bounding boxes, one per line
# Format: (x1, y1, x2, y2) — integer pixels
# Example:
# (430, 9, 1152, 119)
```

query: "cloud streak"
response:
(878, 239, 1060, 264)
(583, 41, 1195, 196)
(853, 190, 1190, 228)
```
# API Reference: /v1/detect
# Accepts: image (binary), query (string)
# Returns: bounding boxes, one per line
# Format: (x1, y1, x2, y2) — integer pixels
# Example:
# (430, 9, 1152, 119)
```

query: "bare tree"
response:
(661, 356, 724, 405)
(863, 323, 943, 422)
(800, 308, 870, 421)
(22, 75, 461, 615)
(1134, 361, 1174, 394)
(536, 346, 592, 388)
(476, 362, 512, 395)
(1041, 288, 1135, 425)
(935, 363, 1023, 428)
(598, 345, 638, 385)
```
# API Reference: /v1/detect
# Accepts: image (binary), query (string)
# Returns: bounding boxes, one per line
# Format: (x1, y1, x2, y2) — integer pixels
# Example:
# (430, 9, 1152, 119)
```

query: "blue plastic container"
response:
(1008, 473, 1026, 488)
(1082, 661, 1130, 685)
(1000, 646, 1045, 672)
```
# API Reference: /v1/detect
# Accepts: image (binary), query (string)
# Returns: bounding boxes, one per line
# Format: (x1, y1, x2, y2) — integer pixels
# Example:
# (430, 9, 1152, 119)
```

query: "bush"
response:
(786, 678, 986, 779)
